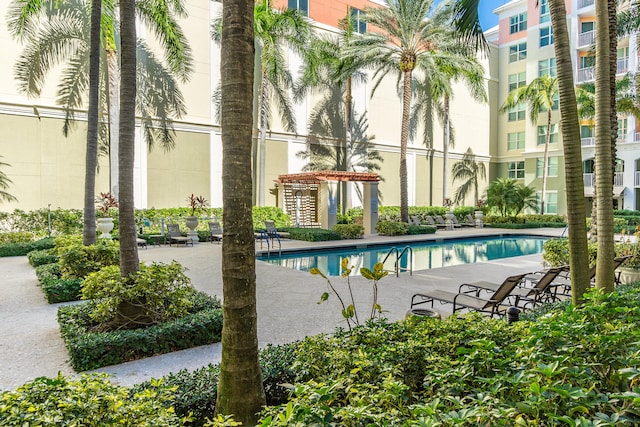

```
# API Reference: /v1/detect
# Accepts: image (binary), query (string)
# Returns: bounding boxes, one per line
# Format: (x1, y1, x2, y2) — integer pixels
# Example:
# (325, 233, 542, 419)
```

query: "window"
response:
(508, 131, 525, 150)
(509, 13, 527, 34)
(540, 26, 554, 47)
(537, 192, 557, 214)
(580, 125, 593, 138)
(581, 21, 594, 33)
(508, 72, 526, 92)
(540, 0, 550, 23)
(538, 124, 559, 145)
(537, 157, 559, 178)
(539, 94, 559, 112)
(579, 55, 594, 69)
(508, 103, 526, 121)
(509, 42, 527, 63)
(538, 58, 556, 77)
(618, 118, 628, 141)
(288, 0, 308, 15)
(350, 8, 367, 34)
(508, 161, 525, 179)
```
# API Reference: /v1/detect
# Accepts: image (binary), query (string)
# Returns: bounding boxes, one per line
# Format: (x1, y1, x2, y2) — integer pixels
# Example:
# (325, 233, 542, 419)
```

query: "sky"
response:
(434, 0, 508, 30)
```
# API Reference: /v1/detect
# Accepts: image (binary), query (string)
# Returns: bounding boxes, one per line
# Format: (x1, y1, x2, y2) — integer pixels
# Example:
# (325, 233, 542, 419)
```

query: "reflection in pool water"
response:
(258, 236, 547, 276)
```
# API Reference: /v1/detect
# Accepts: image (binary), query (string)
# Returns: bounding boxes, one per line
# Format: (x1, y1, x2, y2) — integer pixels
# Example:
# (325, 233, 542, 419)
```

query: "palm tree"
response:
(352, 0, 484, 223)
(0, 157, 17, 203)
(486, 178, 536, 217)
(451, 147, 486, 206)
(214, 0, 265, 424)
(576, 74, 640, 121)
(7, 0, 192, 197)
(499, 74, 558, 214)
(548, 0, 591, 303)
(212, 0, 310, 206)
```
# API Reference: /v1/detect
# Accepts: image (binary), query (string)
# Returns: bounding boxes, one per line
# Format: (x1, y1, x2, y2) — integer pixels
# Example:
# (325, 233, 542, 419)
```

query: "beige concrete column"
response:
(319, 180, 338, 229)
(363, 182, 379, 235)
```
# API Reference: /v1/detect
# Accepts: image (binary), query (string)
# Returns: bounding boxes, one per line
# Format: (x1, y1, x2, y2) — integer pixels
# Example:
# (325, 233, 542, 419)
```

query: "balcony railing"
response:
(581, 137, 595, 147)
(578, 67, 595, 82)
(578, 0, 594, 8)
(578, 30, 595, 47)
(584, 172, 624, 187)
(617, 57, 629, 74)
(635, 132, 640, 142)
(635, 171, 640, 187)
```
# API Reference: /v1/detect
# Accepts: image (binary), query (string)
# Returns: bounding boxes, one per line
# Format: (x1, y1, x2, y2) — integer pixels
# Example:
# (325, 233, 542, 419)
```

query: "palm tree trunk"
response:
(215, 0, 265, 423)
(258, 69, 268, 206)
(549, 0, 591, 304)
(595, 0, 615, 292)
(83, 0, 102, 246)
(541, 111, 551, 214)
(443, 94, 450, 202)
(107, 47, 120, 199)
(344, 75, 353, 212)
(399, 70, 412, 223)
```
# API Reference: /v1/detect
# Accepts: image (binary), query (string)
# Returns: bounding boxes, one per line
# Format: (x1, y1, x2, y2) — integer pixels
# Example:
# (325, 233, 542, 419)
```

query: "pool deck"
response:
(0, 227, 565, 391)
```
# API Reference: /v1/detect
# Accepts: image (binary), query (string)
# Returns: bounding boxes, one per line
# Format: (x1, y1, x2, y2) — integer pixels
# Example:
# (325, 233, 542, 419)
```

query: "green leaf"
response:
(318, 292, 329, 304)
(309, 268, 327, 279)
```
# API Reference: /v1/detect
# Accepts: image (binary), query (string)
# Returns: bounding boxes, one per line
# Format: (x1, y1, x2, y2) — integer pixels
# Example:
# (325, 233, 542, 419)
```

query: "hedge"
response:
(0, 238, 55, 257)
(57, 291, 223, 371)
(26, 248, 59, 267)
(277, 227, 342, 241)
(332, 224, 364, 239)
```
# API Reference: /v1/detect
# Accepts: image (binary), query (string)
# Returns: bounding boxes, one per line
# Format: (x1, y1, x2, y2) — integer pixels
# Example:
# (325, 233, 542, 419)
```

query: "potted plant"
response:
(95, 192, 118, 239)
(185, 194, 208, 243)
(615, 228, 640, 284)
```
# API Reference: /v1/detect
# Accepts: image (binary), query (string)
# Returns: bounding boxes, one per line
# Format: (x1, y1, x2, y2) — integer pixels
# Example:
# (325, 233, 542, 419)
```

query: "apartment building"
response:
(489, 0, 640, 214)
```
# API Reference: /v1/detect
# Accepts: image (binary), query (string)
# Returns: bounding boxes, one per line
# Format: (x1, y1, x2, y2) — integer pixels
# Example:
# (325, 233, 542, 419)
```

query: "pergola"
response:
(275, 171, 380, 233)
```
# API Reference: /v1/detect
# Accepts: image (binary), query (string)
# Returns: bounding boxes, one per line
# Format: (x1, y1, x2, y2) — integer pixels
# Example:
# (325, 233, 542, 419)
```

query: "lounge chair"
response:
(264, 220, 290, 240)
(409, 215, 421, 226)
(425, 215, 447, 229)
(410, 274, 526, 317)
(435, 214, 461, 229)
(465, 214, 478, 227)
(459, 267, 565, 309)
(555, 255, 632, 295)
(452, 215, 474, 228)
(166, 223, 193, 247)
(208, 221, 223, 244)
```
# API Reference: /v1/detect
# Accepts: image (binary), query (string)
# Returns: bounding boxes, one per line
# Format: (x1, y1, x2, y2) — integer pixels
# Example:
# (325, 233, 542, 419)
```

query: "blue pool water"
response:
(257, 236, 547, 276)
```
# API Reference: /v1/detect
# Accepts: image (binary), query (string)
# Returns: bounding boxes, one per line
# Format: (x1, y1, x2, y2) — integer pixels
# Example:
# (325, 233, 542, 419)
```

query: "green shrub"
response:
(0, 231, 33, 244)
(278, 227, 342, 241)
(54, 235, 120, 279)
(35, 262, 83, 303)
(332, 224, 364, 239)
(57, 291, 223, 371)
(523, 214, 565, 223)
(407, 225, 437, 235)
(375, 220, 408, 236)
(542, 238, 597, 267)
(0, 373, 184, 426)
(488, 222, 567, 229)
(26, 248, 58, 267)
(0, 208, 84, 238)
(0, 237, 55, 257)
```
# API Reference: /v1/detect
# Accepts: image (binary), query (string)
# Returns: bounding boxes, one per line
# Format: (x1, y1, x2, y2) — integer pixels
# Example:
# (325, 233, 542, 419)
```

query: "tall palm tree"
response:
(0, 157, 18, 204)
(352, 0, 483, 223)
(7, 0, 192, 197)
(576, 74, 640, 120)
(451, 147, 486, 206)
(212, 0, 310, 206)
(214, 0, 265, 424)
(548, 0, 591, 303)
(499, 74, 558, 214)
(486, 177, 536, 217)
(595, 0, 615, 292)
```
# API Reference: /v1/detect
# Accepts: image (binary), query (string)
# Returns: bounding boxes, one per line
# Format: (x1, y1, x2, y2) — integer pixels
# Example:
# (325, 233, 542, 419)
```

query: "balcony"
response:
(577, 67, 595, 82)
(581, 137, 595, 147)
(617, 57, 629, 74)
(578, 30, 595, 48)
(578, 0, 594, 8)
(584, 172, 624, 187)
(635, 171, 640, 187)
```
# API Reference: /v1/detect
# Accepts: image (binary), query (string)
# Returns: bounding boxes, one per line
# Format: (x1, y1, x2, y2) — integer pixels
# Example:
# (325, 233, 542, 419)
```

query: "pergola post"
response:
(363, 181, 378, 235)
(319, 180, 338, 229)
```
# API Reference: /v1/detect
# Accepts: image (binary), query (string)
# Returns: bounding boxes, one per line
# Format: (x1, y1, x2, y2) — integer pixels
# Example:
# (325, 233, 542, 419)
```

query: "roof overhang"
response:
(276, 171, 380, 184)
(584, 186, 625, 197)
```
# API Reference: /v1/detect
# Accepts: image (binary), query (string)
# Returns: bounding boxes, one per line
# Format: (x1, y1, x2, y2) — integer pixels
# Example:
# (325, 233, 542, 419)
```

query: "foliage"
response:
(26, 248, 58, 267)
(95, 191, 119, 214)
(311, 260, 388, 330)
(0, 208, 83, 237)
(57, 291, 222, 371)
(616, 241, 640, 269)
(187, 194, 208, 216)
(0, 231, 33, 244)
(332, 224, 364, 239)
(54, 235, 119, 279)
(484, 214, 566, 229)
(375, 220, 409, 236)
(277, 227, 342, 242)
(0, 156, 17, 203)
(81, 261, 195, 328)
(35, 262, 83, 303)
(486, 177, 538, 217)
(0, 237, 55, 257)
(407, 224, 437, 235)
(0, 373, 185, 426)
(543, 238, 598, 267)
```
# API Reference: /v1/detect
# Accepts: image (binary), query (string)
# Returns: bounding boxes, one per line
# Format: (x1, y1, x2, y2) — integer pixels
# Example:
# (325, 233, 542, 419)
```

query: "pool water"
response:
(258, 236, 547, 276)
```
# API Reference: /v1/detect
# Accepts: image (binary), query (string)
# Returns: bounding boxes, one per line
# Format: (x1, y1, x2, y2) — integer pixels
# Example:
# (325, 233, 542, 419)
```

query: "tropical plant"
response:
(0, 156, 17, 203)
(485, 178, 537, 217)
(95, 192, 118, 214)
(451, 147, 486, 206)
(212, 0, 310, 206)
(215, 0, 266, 423)
(187, 194, 208, 216)
(576, 73, 640, 121)
(499, 74, 558, 214)
(352, 0, 484, 223)
(548, 0, 591, 303)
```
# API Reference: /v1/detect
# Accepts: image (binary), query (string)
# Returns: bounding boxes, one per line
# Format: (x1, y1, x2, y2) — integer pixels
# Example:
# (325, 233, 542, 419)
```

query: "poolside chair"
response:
(208, 221, 223, 244)
(459, 267, 565, 309)
(410, 274, 526, 317)
(435, 214, 461, 229)
(264, 220, 291, 240)
(425, 215, 447, 229)
(465, 214, 478, 227)
(555, 255, 631, 296)
(409, 215, 421, 226)
(166, 223, 193, 247)
(452, 216, 474, 228)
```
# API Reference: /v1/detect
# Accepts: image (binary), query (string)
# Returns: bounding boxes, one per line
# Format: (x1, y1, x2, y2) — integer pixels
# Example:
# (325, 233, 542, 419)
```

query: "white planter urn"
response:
(444, 211, 455, 230)
(97, 217, 114, 239)
(474, 211, 484, 228)
(185, 216, 199, 244)
(616, 267, 640, 284)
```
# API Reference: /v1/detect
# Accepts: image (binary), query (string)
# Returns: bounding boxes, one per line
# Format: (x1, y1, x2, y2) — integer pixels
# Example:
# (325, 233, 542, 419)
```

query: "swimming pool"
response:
(257, 235, 548, 276)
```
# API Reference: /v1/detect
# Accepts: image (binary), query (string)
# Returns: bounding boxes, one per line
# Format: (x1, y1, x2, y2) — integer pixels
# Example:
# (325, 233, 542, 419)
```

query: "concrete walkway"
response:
(0, 228, 564, 391)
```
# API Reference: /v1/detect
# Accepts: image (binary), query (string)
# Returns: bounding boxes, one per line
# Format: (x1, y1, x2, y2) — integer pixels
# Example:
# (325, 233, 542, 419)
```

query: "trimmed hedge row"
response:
(332, 224, 364, 239)
(0, 238, 55, 257)
(34, 261, 82, 303)
(57, 292, 223, 371)
(26, 249, 59, 267)
(278, 227, 342, 241)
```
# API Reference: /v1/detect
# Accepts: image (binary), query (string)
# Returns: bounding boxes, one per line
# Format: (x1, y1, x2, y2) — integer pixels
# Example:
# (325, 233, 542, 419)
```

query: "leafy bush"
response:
(0, 231, 33, 244)
(407, 225, 436, 235)
(81, 261, 195, 327)
(35, 263, 83, 303)
(0, 208, 84, 237)
(332, 224, 364, 239)
(278, 227, 342, 242)
(57, 291, 223, 371)
(522, 214, 565, 223)
(488, 222, 567, 229)
(0, 373, 183, 426)
(542, 237, 598, 267)
(54, 235, 119, 279)
(0, 237, 55, 257)
(26, 248, 58, 267)
(375, 220, 408, 236)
